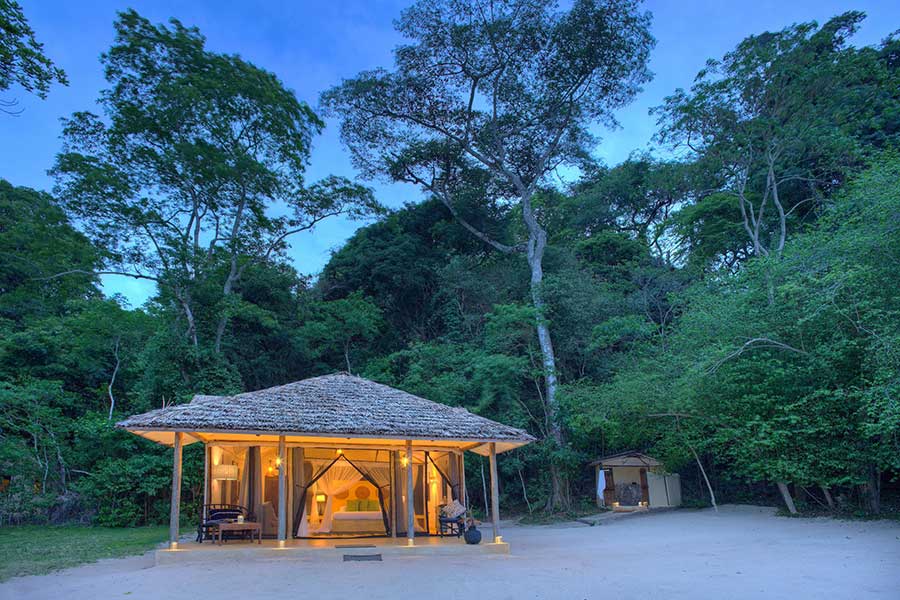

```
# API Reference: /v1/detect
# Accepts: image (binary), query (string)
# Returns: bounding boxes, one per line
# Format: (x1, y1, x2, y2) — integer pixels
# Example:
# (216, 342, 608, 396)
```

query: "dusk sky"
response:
(7, 0, 899, 306)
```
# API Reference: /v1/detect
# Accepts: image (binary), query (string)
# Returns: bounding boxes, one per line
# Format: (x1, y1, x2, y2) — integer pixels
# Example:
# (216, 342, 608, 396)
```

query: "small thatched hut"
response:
(119, 373, 534, 549)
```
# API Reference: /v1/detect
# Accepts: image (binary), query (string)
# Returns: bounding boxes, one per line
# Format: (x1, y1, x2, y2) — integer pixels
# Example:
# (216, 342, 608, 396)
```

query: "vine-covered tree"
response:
(323, 0, 654, 509)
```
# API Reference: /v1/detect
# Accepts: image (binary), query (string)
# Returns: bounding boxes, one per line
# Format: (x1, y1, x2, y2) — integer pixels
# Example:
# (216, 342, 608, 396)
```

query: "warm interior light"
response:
(315, 494, 326, 503)
(275, 457, 282, 467)
(212, 464, 239, 481)
(400, 456, 409, 467)
(336, 449, 343, 455)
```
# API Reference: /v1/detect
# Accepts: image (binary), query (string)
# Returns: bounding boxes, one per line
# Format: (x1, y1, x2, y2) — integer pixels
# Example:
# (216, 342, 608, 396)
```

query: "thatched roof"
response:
(118, 373, 534, 452)
(589, 450, 661, 468)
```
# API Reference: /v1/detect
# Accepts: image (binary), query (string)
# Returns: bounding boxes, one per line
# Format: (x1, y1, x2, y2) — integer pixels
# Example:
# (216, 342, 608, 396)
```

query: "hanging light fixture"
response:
(212, 464, 239, 481)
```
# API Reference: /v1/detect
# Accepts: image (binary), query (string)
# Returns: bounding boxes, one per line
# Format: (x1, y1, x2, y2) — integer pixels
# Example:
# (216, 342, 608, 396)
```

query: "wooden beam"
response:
(199, 439, 467, 454)
(488, 442, 500, 543)
(125, 426, 530, 450)
(406, 440, 415, 546)
(277, 435, 287, 543)
(168, 431, 183, 549)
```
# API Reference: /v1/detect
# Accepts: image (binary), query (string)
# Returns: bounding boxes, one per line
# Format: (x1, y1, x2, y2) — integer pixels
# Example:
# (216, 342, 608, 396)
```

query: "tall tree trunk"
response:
(214, 194, 248, 354)
(517, 467, 533, 514)
(865, 466, 881, 514)
(820, 485, 835, 510)
(524, 212, 568, 511)
(107, 337, 121, 421)
(688, 444, 717, 512)
(178, 293, 199, 349)
(777, 481, 797, 514)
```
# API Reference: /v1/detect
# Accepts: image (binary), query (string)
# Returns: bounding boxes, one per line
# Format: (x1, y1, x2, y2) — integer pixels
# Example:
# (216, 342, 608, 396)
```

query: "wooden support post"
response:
(168, 432, 183, 549)
(406, 440, 415, 546)
(390, 451, 397, 538)
(203, 444, 210, 509)
(277, 435, 287, 544)
(488, 442, 501, 543)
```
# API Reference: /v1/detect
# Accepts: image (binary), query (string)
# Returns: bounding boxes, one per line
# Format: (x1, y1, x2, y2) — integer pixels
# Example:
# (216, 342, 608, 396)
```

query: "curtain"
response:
(294, 458, 344, 537)
(312, 463, 362, 533)
(238, 447, 263, 518)
(431, 453, 459, 502)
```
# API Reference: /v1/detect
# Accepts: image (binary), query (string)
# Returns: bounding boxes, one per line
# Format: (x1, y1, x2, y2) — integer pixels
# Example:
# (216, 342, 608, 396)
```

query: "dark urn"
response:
(464, 523, 482, 545)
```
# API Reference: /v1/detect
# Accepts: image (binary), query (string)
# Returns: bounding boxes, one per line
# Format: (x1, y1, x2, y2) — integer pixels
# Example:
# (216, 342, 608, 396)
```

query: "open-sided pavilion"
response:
(118, 373, 534, 557)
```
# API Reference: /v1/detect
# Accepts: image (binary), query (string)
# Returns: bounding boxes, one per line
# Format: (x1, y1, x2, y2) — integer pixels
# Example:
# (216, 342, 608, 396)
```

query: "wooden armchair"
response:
(196, 504, 254, 543)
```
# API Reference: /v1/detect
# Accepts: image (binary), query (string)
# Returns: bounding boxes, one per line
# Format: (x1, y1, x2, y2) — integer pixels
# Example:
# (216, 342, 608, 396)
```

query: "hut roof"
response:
(589, 450, 662, 468)
(118, 373, 534, 453)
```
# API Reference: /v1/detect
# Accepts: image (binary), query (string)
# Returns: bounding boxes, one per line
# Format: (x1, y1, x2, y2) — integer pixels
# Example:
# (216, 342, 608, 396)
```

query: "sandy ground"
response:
(2, 505, 898, 600)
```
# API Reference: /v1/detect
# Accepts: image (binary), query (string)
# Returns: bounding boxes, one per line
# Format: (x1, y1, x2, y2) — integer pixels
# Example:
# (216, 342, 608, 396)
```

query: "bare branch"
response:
(708, 337, 808, 373)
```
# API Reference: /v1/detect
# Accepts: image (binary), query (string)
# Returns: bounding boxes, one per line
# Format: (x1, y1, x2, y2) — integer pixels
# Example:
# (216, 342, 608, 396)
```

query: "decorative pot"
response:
(464, 524, 482, 545)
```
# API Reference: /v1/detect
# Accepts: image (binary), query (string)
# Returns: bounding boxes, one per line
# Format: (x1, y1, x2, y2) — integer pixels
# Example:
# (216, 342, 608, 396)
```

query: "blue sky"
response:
(6, 0, 899, 307)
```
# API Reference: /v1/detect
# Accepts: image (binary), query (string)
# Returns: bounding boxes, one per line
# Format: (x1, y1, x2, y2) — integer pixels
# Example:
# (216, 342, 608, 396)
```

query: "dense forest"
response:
(1, 1, 899, 527)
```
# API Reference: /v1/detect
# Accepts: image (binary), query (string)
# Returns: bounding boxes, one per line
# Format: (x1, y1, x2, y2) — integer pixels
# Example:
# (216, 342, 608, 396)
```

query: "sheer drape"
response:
(238, 447, 263, 518)
(295, 459, 335, 537)
(296, 458, 359, 537)
(312, 463, 362, 533)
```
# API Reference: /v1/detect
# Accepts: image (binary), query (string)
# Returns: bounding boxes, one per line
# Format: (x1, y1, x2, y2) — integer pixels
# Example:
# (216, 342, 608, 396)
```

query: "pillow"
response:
(366, 499, 380, 512)
(345, 499, 360, 512)
(441, 499, 466, 519)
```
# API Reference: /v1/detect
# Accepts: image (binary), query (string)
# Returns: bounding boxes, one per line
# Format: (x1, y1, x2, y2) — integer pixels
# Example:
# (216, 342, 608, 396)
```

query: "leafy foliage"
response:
(1, 5, 898, 526)
(0, 0, 67, 104)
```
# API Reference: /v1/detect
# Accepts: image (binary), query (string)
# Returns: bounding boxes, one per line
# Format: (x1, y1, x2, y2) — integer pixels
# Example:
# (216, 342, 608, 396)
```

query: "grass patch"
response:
(0, 525, 167, 582)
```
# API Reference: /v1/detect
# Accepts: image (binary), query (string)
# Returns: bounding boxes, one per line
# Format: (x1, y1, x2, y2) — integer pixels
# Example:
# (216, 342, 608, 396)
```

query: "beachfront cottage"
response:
(590, 451, 682, 511)
(118, 373, 534, 555)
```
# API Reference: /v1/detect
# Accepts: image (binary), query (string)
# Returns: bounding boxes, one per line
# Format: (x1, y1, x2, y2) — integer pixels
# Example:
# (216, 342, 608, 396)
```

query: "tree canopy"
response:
(0, 0, 67, 110)
(1, 5, 898, 525)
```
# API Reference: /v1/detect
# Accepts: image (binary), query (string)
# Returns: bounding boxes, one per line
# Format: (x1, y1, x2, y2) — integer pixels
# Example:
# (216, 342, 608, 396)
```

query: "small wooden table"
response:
(213, 521, 261, 545)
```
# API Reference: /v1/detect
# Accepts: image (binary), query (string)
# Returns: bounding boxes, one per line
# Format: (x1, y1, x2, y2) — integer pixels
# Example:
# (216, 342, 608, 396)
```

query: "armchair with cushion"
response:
(438, 500, 467, 538)
(259, 501, 279, 537)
